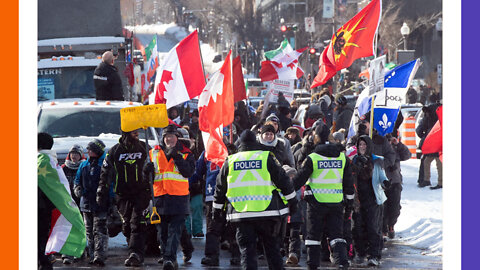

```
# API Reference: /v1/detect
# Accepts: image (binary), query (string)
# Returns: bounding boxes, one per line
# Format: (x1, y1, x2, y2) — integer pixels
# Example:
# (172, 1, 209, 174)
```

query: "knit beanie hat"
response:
(261, 124, 276, 135)
(68, 144, 84, 157)
(87, 139, 105, 156)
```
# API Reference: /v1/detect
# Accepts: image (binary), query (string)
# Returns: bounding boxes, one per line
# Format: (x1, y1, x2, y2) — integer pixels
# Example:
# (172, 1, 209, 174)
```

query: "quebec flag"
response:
(373, 59, 420, 136)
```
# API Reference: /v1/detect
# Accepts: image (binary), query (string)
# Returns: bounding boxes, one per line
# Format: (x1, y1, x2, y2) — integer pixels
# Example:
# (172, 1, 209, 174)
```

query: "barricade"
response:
(400, 116, 417, 159)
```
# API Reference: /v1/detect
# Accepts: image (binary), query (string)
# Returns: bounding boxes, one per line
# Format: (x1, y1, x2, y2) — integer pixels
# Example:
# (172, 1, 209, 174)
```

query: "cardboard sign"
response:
(120, 104, 169, 132)
(368, 55, 386, 96)
(266, 79, 294, 103)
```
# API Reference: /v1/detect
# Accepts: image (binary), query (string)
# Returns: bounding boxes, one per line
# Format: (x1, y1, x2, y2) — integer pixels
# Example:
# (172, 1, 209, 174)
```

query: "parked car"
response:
(294, 89, 311, 99)
(38, 99, 161, 164)
(247, 78, 268, 97)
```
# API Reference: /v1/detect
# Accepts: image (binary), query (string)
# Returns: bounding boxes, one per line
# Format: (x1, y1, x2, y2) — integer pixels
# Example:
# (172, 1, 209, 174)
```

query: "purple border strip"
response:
(462, 1, 480, 269)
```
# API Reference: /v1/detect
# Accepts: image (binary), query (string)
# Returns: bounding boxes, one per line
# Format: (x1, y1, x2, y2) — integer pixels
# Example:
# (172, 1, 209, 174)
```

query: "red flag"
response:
(311, 0, 381, 88)
(154, 30, 206, 108)
(232, 56, 247, 103)
(198, 51, 234, 166)
(421, 105, 443, 161)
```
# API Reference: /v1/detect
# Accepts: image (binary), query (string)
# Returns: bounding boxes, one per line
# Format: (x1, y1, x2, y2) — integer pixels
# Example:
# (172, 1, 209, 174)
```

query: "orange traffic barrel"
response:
(400, 116, 417, 159)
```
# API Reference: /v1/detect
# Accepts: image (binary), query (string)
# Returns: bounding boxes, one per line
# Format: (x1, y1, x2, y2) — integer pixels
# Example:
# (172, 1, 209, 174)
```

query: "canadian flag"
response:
(154, 30, 206, 108)
(198, 51, 234, 167)
(259, 47, 307, 82)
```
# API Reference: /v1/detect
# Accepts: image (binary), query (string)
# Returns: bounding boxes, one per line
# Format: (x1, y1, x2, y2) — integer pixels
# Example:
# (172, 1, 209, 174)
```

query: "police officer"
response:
(150, 124, 196, 270)
(293, 122, 354, 270)
(97, 129, 151, 267)
(213, 130, 298, 270)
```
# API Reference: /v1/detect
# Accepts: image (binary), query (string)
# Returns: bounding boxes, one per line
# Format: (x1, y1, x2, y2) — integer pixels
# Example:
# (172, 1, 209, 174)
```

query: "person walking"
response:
(60, 144, 85, 264)
(292, 122, 354, 270)
(351, 135, 390, 267)
(149, 125, 196, 270)
(74, 139, 109, 266)
(382, 134, 411, 239)
(94, 51, 124, 101)
(213, 130, 298, 270)
(97, 129, 152, 266)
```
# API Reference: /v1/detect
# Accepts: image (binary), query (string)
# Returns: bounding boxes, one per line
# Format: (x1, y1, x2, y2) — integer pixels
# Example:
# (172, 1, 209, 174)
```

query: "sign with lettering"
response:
(38, 78, 55, 100)
(318, 160, 342, 169)
(234, 160, 262, 170)
(120, 103, 169, 132)
(266, 79, 294, 103)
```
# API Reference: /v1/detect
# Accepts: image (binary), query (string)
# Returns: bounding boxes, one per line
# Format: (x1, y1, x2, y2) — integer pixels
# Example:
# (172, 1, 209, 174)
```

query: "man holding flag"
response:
(38, 133, 86, 269)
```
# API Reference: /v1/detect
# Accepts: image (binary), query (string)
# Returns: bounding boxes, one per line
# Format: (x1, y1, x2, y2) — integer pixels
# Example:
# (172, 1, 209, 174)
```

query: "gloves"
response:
(382, 180, 391, 190)
(96, 186, 109, 208)
(73, 185, 82, 198)
(288, 199, 298, 216)
(357, 155, 369, 165)
(166, 148, 181, 160)
(143, 162, 155, 175)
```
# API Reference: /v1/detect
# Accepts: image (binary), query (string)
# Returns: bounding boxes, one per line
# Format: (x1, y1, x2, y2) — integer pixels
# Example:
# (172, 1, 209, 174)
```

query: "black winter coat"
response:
(94, 62, 124, 101)
(293, 143, 355, 205)
(99, 136, 150, 200)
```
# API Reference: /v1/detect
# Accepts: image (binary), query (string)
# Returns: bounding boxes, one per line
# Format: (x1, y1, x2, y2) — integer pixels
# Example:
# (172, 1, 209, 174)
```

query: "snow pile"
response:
(125, 23, 189, 41)
(395, 159, 442, 256)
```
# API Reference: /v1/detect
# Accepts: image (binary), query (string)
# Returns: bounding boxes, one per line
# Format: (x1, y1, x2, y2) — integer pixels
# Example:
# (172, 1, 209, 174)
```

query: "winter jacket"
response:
(62, 161, 82, 204)
(191, 151, 220, 202)
(98, 135, 150, 200)
(293, 135, 315, 169)
(257, 134, 294, 167)
(385, 141, 411, 184)
(153, 140, 196, 215)
(333, 105, 353, 132)
(213, 132, 297, 223)
(371, 133, 397, 169)
(293, 143, 355, 206)
(352, 136, 389, 206)
(94, 62, 124, 101)
(74, 152, 108, 212)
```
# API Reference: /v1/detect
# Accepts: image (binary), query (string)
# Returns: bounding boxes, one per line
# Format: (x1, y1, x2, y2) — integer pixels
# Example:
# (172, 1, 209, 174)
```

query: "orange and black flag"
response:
(311, 0, 382, 88)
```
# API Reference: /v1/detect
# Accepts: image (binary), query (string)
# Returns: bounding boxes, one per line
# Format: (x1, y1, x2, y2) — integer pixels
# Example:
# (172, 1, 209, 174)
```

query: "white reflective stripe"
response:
(316, 165, 342, 182)
(284, 191, 296, 200)
(229, 181, 273, 189)
(304, 190, 313, 196)
(212, 202, 224, 209)
(345, 194, 355, 200)
(406, 145, 417, 149)
(308, 177, 342, 184)
(402, 128, 416, 132)
(93, 75, 108, 80)
(226, 207, 289, 220)
(205, 195, 214, 202)
(330, 238, 346, 247)
(304, 240, 321, 246)
(162, 172, 188, 182)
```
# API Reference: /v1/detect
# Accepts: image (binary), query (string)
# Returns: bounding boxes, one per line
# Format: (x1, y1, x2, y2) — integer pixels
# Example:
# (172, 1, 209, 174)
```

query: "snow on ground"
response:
(125, 22, 443, 258)
(396, 158, 442, 256)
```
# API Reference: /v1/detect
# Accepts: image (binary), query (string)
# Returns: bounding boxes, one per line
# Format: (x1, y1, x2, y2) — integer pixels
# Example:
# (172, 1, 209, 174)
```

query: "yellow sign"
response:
(120, 104, 169, 132)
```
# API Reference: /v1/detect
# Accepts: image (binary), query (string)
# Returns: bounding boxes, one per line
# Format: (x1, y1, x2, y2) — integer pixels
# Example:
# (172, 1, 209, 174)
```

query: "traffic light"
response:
(309, 47, 317, 61)
(280, 24, 298, 32)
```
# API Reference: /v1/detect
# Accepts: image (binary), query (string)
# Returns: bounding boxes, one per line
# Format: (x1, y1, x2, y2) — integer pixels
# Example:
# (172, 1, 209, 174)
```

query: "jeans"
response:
(155, 214, 186, 262)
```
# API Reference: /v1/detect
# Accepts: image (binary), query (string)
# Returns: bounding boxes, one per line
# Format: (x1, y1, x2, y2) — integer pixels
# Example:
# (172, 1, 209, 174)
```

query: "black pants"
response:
(418, 155, 425, 183)
(116, 196, 149, 260)
(180, 225, 194, 256)
(286, 222, 302, 258)
(352, 203, 383, 260)
(83, 211, 108, 261)
(305, 202, 348, 268)
(38, 188, 55, 269)
(383, 183, 402, 232)
(235, 219, 284, 270)
(204, 202, 239, 259)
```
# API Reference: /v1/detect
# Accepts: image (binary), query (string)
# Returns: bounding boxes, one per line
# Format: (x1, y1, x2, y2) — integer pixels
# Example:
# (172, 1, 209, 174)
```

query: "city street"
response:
(52, 234, 442, 269)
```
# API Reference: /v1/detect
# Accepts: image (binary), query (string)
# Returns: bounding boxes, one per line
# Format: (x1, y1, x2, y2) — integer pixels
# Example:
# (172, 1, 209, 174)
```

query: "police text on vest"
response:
(234, 160, 262, 170)
(317, 160, 342, 169)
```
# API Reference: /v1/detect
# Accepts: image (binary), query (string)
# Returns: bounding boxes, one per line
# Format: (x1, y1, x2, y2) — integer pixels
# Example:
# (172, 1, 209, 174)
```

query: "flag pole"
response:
(370, 30, 379, 138)
(196, 30, 208, 85)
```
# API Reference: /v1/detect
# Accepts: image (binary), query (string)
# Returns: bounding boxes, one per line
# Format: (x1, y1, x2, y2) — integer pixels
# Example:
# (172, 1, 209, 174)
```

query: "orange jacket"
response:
(150, 146, 189, 197)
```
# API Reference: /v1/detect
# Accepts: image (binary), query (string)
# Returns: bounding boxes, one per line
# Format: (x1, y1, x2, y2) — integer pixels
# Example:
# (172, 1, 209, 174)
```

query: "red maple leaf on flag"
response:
(155, 70, 173, 104)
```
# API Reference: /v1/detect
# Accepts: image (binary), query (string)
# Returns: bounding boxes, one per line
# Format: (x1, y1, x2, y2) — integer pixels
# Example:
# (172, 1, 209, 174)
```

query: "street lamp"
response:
(400, 22, 410, 50)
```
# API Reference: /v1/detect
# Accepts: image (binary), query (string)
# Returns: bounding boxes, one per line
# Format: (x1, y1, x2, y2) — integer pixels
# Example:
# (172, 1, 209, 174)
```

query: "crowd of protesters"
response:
(38, 81, 442, 269)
